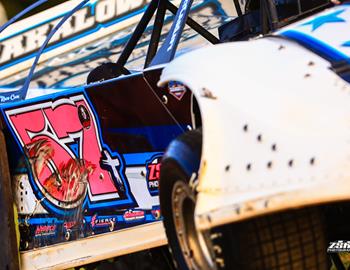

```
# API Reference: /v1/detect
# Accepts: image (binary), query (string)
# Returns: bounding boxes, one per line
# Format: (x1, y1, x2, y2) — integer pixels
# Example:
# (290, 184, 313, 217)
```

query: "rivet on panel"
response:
(267, 161, 273, 169)
(271, 144, 277, 152)
(207, 215, 212, 223)
(235, 207, 240, 215)
(246, 164, 252, 171)
(288, 160, 294, 167)
(264, 200, 269, 208)
(243, 124, 248, 132)
(310, 157, 315, 166)
(257, 134, 262, 142)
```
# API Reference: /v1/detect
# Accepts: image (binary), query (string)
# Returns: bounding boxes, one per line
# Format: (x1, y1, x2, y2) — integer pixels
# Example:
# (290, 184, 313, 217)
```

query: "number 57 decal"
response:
(4, 94, 134, 215)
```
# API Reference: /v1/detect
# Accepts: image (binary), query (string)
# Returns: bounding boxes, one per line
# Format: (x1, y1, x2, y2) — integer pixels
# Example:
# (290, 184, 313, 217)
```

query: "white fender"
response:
(158, 37, 350, 230)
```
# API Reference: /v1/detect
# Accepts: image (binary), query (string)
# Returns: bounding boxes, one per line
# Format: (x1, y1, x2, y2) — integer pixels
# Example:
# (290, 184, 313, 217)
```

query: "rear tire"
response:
(216, 207, 329, 270)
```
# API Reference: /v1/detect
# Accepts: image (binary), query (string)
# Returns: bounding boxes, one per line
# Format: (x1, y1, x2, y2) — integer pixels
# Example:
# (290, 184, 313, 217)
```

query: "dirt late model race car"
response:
(1, 0, 350, 269)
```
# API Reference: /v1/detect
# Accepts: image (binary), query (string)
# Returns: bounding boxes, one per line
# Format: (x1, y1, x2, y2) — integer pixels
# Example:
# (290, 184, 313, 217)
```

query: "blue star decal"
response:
(301, 9, 346, 31)
(343, 40, 350, 47)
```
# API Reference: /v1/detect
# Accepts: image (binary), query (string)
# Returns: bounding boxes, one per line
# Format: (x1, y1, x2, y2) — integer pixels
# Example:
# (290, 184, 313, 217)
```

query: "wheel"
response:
(160, 129, 217, 270)
(160, 129, 329, 270)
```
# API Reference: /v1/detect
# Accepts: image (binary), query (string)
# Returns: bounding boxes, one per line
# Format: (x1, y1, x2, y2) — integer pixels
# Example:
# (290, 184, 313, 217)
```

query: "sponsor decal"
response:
(78, 105, 91, 129)
(167, 0, 191, 52)
(145, 154, 162, 196)
(4, 94, 133, 214)
(91, 214, 116, 231)
(0, 93, 20, 103)
(168, 81, 187, 101)
(35, 224, 57, 237)
(123, 209, 145, 222)
(63, 221, 81, 240)
(63, 221, 77, 230)
(151, 209, 161, 220)
(0, 0, 151, 69)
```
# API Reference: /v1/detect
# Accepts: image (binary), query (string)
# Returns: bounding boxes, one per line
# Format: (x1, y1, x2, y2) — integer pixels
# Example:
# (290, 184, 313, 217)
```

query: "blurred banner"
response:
(0, 0, 235, 88)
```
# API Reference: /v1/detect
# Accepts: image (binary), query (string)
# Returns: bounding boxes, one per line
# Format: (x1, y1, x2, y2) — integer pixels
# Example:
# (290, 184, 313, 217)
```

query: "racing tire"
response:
(160, 129, 217, 270)
(213, 207, 329, 270)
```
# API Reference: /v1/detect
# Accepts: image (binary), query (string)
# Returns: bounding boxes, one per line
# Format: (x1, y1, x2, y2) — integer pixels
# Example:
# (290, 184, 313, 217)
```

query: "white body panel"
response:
(159, 37, 350, 230)
(22, 222, 166, 270)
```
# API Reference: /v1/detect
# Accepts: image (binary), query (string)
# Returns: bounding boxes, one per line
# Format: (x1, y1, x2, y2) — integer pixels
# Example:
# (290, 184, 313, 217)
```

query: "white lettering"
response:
(50, 17, 75, 43)
(23, 25, 50, 53)
(74, 7, 95, 31)
(0, 0, 148, 65)
(96, 0, 116, 23)
(0, 35, 25, 63)
(167, 0, 190, 52)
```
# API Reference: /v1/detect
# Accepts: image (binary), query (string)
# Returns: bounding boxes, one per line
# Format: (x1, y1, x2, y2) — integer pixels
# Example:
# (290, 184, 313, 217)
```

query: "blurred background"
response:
(0, 0, 70, 24)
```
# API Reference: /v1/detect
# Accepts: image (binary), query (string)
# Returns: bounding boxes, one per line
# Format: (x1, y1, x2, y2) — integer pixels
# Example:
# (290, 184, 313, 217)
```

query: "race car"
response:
(1, 0, 350, 269)
(157, 0, 350, 269)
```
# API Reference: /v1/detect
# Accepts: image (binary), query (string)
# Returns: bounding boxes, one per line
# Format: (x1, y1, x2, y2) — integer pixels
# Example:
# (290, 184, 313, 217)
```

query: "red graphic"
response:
(63, 221, 77, 230)
(6, 95, 123, 209)
(146, 156, 162, 195)
(148, 163, 161, 181)
(26, 139, 95, 202)
(35, 225, 56, 236)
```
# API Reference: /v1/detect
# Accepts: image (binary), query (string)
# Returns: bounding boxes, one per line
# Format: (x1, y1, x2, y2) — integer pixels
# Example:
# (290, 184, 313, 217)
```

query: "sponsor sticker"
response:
(146, 155, 162, 196)
(35, 224, 57, 237)
(123, 209, 145, 223)
(168, 81, 187, 101)
(151, 209, 161, 220)
(91, 214, 116, 231)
